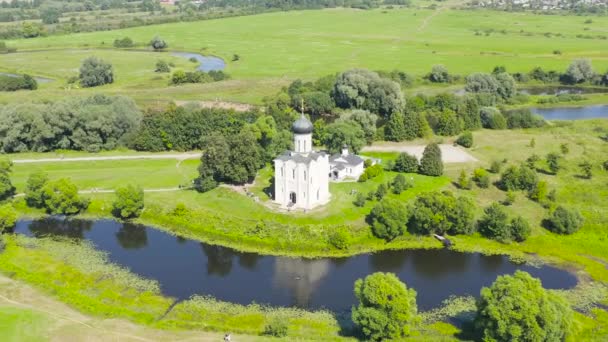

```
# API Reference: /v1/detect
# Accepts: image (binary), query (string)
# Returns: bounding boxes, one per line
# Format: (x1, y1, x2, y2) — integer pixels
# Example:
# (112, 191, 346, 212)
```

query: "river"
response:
(14, 218, 577, 312)
(171, 52, 226, 72)
(532, 105, 608, 120)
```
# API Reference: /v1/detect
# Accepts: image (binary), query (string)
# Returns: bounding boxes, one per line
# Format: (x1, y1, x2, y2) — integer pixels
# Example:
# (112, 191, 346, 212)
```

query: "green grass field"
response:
(2, 7, 607, 104)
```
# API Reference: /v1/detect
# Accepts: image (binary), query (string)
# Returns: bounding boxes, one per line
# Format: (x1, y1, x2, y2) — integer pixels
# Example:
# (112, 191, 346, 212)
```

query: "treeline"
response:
(0, 74, 37, 91)
(0, 94, 140, 153)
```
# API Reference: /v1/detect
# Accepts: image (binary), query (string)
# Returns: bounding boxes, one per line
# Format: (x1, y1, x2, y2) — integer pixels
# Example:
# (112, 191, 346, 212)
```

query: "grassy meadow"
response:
(1, 7, 608, 104)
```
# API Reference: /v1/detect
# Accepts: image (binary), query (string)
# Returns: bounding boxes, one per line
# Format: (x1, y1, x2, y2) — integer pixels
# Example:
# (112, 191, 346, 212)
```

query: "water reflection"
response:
(13, 218, 578, 311)
(273, 258, 331, 307)
(115, 224, 148, 249)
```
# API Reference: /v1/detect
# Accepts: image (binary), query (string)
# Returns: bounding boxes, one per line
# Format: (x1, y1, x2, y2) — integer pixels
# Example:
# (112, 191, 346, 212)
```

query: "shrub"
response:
(368, 198, 409, 241)
(408, 191, 475, 235)
(480, 107, 507, 130)
(456, 131, 473, 148)
(0, 160, 16, 201)
(391, 174, 411, 194)
(510, 216, 531, 242)
(263, 317, 288, 337)
(354, 192, 367, 207)
(503, 191, 516, 205)
(428, 64, 451, 83)
(375, 184, 388, 200)
(359, 164, 383, 182)
(475, 271, 573, 342)
(155, 60, 170, 73)
(0, 74, 38, 91)
(498, 164, 538, 192)
(546, 152, 561, 174)
(503, 109, 544, 129)
(457, 170, 472, 190)
(393, 152, 419, 173)
(328, 227, 351, 250)
(544, 206, 583, 235)
(579, 161, 592, 179)
(171, 203, 189, 216)
(472, 168, 490, 188)
(352, 272, 417, 341)
(489, 160, 502, 174)
(113, 37, 134, 48)
(528, 180, 548, 202)
(419, 143, 443, 176)
(112, 184, 144, 219)
(79, 56, 114, 87)
(0, 204, 17, 233)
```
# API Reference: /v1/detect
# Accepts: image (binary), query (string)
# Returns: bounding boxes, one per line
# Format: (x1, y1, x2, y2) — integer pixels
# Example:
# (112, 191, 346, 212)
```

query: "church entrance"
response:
(289, 192, 297, 205)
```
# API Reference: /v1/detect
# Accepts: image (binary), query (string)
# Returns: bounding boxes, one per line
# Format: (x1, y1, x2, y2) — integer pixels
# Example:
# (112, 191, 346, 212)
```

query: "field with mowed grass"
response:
(1, 7, 607, 104)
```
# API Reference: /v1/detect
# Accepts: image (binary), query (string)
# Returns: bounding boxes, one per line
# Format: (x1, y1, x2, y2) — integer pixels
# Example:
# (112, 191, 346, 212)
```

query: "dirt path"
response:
(174, 100, 254, 112)
(0, 275, 267, 341)
(362, 144, 478, 163)
(11, 153, 202, 164)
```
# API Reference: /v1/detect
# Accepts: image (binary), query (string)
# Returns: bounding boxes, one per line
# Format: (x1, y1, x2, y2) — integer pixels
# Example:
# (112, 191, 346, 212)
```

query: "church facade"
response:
(273, 115, 330, 210)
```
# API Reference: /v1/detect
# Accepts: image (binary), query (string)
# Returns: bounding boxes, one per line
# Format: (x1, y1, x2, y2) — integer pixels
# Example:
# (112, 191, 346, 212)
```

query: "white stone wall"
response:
(274, 154, 330, 210)
(294, 133, 312, 153)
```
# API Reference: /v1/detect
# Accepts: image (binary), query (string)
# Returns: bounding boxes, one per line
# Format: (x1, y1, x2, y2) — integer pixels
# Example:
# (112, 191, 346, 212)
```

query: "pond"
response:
(171, 52, 226, 72)
(14, 218, 577, 312)
(0, 72, 54, 83)
(532, 105, 608, 120)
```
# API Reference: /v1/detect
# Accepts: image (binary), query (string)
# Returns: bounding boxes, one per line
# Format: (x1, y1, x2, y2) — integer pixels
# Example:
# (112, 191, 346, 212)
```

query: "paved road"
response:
(11, 153, 202, 164)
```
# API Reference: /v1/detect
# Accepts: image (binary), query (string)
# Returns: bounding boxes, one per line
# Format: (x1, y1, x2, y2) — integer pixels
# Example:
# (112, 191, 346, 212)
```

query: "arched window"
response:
(293, 169, 295, 179)
(317, 189, 320, 200)
(304, 170, 307, 181)
(281, 167, 284, 177)
(298, 140, 301, 151)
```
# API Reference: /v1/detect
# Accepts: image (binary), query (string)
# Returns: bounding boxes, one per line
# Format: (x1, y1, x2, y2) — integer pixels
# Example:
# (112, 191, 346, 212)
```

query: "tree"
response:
(112, 184, 144, 219)
(332, 69, 404, 118)
(322, 121, 366, 154)
(40, 5, 60, 24)
(546, 152, 561, 174)
(435, 110, 461, 136)
(41, 178, 89, 215)
(25, 171, 49, 208)
(419, 143, 443, 176)
(393, 152, 419, 173)
(475, 271, 573, 342)
(408, 191, 475, 235)
(564, 59, 595, 84)
(579, 161, 592, 179)
(391, 174, 411, 194)
(465, 73, 499, 96)
(457, 96, 482, 130)
(113, 37, 134, 48)
(0, 160, 15, 201)
(150, 36, 168, 50)
(456, 131, 473, 148)
(457, 170, 472, 190)
(494, 72, 517, 100)
(428, 64, 450, 83)
(155, 60, 170, 73)
(375, 183, 387, 200)
(368, 198, 408, 241)
(337, 110, 378, 144)
(510, 216, 531, 242)
(79, 56, 114, 87)
(478, 203, 510, 242)
(0, 204, 16, 233)
(544, 206, 583, 235)
(352, 272, 417, 341)
(384, 111, 407, 141)
(498, 164, 538, 192)
(480, 107, 506, 129)
(294, 91, 334, 117)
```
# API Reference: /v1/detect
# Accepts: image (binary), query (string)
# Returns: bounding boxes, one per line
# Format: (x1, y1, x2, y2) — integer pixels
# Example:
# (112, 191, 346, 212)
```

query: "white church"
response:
(273, 114, 365, 210)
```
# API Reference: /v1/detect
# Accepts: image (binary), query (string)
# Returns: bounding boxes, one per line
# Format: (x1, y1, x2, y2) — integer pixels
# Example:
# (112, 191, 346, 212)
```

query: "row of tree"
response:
(352, 271, 572, 341)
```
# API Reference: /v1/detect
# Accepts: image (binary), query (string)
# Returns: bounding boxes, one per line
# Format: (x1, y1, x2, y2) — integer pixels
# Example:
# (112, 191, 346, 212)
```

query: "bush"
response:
(368, 198, 409, 241)
(391, 174, 411, 194)
(41, 178, 89, 215)
(510, 216, 531, 242)
(546, 152, 561, 174)
(113, 37, 134, 48)
(457, 170, 472, 190)
(393, 152, 419, 173)
(456, 131, 473, 148)
(0, 160, 15, 201)
(475, 271, 573, 342)
(528, 180, 548, 202)
(544, 206, 583, 235)
(79, 56, 114, 87)
(375, 184, 388, 200)
(408, 191, 475, 235)
(503, 191, 516, 205)
(354, 192, 367, 207)
(112, 184, 144, 219)
(498, 164, 538, 192)
(428, 64, 451, 83)
(419, 143, 443, 176)
(489, 160, 502, 173)
(155, 60, 170, 73)
(328, 227, 351, 250)
(0, 204, 17, 233)
(480, 107, 507, 129)
(472, 168, 490, 188)
(263, 317, 288, 337)
(358, 164, 383, 182)
(503, 109, 544, 129)
(0, 74, 38, 91)
(579, 161, 592, 179)
(352, 272, 417, 341)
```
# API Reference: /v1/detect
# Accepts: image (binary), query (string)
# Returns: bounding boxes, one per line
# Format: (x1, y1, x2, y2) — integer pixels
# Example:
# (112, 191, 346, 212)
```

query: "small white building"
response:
(273, 115, 330, 210)
(329, 146, 365, 181)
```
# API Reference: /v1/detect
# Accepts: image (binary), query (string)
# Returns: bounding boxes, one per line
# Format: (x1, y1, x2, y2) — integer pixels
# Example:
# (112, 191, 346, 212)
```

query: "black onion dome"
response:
(292, 114, 313, 134)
